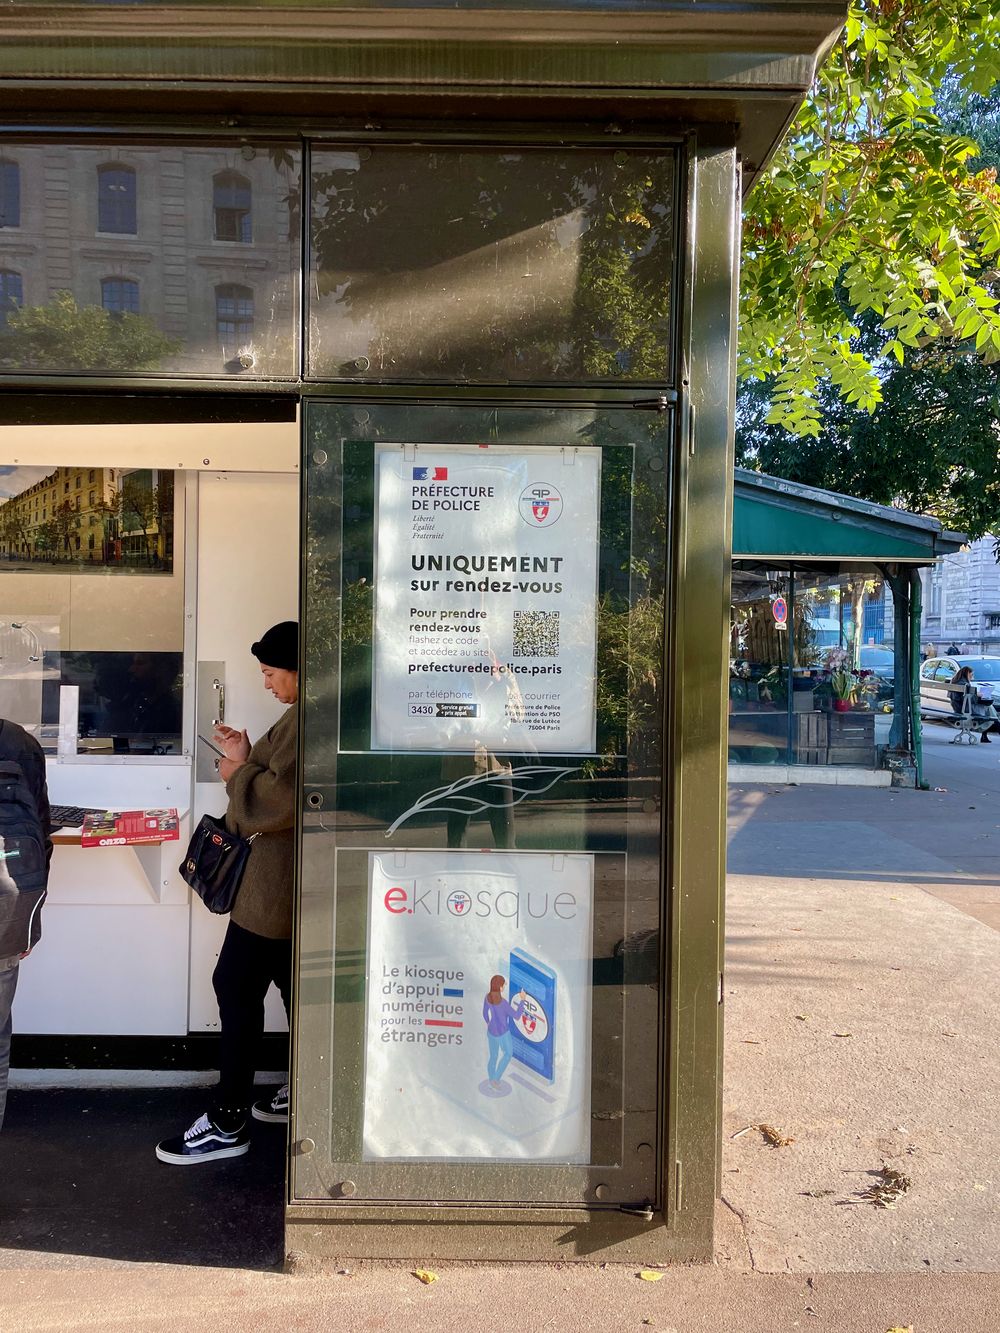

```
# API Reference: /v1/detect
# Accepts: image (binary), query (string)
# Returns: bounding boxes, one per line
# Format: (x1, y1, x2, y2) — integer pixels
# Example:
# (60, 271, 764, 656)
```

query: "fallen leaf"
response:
(758, 1123, 794, 1148)
(861, 1166, 912, 1209)
(801, 1189, 834, 1198)
(795, 1014, 809, 1021)
(412, 1269, 438, 1285)
(730, 1125, 753, 1140)
(833, 1032, 852, 1038)
(885, 1327, 914, 1333)
(742, 1040, 762, 1045)
(638, 1270, 664, 1282)
(642, 1320, 654, 1326)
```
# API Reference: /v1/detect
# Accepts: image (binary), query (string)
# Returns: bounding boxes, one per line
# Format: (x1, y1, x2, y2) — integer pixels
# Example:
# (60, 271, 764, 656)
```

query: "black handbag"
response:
(179, 813, 259, 914)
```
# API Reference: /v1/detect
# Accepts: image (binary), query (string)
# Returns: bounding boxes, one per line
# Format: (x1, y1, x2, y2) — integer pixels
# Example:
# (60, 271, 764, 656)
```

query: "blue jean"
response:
(487, 1029, 513, 1083)
(0, 962, 18, 1132)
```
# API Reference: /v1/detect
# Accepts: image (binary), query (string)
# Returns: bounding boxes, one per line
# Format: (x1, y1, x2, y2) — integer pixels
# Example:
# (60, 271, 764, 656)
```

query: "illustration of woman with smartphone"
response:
(482, 974, 526, 1089)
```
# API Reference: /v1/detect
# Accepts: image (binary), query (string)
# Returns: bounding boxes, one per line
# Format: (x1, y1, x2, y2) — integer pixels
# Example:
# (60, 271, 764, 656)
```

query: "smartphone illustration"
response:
(509, 948, 557, 1083)
(198, 733, 225, 758)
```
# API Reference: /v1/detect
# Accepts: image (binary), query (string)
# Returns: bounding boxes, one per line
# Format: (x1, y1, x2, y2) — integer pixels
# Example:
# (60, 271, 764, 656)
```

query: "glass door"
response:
(292, 399, 674, 1211)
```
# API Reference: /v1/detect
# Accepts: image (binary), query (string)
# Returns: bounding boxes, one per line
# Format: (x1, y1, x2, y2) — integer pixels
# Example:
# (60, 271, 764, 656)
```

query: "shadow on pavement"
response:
(0, 1088, 285, 1270)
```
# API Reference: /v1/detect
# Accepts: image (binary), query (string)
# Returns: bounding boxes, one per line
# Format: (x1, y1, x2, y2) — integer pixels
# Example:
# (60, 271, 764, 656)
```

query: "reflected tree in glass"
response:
(310, 149, 674, 383)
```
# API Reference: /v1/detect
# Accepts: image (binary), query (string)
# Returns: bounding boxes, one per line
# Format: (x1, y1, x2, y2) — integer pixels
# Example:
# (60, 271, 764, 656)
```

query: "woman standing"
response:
(156, 621, 298, 1164)
(482, 974, 526, 1090)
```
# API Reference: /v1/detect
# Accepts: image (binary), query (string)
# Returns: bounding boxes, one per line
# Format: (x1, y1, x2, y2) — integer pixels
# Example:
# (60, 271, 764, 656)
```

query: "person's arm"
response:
(225, 711, 296, 834)
(25, 736, 53, 870)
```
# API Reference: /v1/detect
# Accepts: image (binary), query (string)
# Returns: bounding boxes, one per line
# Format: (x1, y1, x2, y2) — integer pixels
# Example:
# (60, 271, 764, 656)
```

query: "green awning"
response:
(733, 470, 966, 564)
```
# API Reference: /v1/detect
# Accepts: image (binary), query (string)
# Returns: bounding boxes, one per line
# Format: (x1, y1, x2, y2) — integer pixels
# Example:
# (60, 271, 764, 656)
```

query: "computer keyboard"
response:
(49, 804, 109, 831)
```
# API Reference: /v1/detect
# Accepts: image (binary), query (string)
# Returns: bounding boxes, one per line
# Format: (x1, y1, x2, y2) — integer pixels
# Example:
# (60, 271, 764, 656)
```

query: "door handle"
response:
(213, 678, 226, 726)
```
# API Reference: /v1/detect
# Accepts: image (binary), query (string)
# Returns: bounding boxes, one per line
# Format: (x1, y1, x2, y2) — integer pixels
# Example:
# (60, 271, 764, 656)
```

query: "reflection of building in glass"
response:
(0, 464, 173, 567)
(0, 144, 296, 376)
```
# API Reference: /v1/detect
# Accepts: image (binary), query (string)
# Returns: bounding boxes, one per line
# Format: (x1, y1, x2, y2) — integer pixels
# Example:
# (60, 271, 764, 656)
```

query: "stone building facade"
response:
(0, 143, 297, 377)
(919, 536, 1000, 654)
(0, 464, 173, 567)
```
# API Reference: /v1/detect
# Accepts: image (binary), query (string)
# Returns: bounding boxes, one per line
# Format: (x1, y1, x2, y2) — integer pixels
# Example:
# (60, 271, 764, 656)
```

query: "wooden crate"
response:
(795, 711, 826, 764)
(826, 710, 876, 766)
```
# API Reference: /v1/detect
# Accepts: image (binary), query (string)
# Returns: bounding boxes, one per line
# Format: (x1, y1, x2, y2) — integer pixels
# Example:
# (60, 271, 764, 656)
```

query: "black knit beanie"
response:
(251, 621, 298, 671)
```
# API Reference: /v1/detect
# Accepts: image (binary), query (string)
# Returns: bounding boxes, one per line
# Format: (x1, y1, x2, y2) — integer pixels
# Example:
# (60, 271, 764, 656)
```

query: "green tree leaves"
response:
(742, 0, 1000, 433)
(0, 291, 180, 372)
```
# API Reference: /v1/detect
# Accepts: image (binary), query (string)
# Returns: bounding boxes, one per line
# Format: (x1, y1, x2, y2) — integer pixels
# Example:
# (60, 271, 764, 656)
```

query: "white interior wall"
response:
(7, 418, 299, 1039)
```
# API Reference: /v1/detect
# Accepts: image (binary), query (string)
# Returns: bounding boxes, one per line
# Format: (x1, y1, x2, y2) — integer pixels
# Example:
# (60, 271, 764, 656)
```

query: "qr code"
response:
(512, 609, 560, 658)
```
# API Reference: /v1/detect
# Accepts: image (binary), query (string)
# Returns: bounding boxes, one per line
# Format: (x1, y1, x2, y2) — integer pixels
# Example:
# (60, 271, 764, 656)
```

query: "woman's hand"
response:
(218, 755, 242, 783)
(214, 725, 251, 762)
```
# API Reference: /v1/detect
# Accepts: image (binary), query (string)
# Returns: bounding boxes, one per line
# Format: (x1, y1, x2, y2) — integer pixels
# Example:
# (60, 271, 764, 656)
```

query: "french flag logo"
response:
(413, 467, 448, 480)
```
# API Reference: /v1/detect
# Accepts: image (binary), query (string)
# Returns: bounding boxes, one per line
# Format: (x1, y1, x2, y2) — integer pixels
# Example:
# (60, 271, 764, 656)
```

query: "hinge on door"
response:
(632, 391, 677, 411)
(619, 1201, 656, 1221)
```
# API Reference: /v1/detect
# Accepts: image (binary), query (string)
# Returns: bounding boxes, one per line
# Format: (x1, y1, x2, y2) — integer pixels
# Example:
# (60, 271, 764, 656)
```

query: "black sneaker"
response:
(155, 1112, 250, 1164)
(252, 1083, 289, 1124)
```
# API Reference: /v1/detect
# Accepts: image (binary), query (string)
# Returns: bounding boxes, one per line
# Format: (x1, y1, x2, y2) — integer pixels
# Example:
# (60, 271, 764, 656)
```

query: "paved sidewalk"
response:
(2, 755, 999, 1330)
(723, 782, 1000, 1275)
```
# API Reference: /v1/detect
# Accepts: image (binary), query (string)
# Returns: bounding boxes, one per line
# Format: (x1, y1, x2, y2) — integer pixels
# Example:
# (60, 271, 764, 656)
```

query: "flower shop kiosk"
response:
(730, 469, 966, 786)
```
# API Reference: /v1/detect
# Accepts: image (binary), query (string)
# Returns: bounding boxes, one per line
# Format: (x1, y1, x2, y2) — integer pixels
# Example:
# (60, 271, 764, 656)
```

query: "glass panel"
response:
(0, 462, 185, 755)
(0, 141, 300, 379)
(296, 400, 671, 1207)
(729, 565, 789, 765)
(792, 570, 884, 767)
(309, 146, 676, 384)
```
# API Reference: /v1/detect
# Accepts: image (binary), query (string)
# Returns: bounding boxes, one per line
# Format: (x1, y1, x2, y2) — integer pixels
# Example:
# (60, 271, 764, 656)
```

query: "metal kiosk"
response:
(0, 0, 846, 1266)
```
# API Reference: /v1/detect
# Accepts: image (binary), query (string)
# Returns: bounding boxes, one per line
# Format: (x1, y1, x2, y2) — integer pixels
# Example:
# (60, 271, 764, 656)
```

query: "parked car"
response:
(859, 645, 896, 702)
(919, 655, 1000, 725)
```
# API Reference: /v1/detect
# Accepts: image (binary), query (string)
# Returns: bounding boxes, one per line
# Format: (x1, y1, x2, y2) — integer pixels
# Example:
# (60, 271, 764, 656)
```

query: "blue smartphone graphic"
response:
(509, 948, 556, 1083)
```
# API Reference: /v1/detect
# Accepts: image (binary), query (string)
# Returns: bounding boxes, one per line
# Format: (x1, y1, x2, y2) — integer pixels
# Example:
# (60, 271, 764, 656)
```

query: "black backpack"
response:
(0, 758, 48, 958)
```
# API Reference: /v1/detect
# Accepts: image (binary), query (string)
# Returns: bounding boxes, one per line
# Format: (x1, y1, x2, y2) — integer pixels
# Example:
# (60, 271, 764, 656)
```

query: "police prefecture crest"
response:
(518, 483, 563, 527)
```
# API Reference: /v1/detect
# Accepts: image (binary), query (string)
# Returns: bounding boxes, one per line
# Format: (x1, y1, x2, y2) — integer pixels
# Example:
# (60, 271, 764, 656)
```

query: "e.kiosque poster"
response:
(363, 850, 594, 1163)
(371, 444, 600, 754)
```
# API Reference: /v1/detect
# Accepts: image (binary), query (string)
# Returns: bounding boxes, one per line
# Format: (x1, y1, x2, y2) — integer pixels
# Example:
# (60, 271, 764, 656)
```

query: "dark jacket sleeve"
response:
(225, 708, 297, 835)
(22, 732, 53, 870)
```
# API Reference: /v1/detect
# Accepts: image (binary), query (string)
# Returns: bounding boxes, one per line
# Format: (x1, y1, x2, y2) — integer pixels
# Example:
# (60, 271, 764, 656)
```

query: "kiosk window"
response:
(0, 138, 299, 379)
(0, 463, 186, 756)
(309, 145, 676, 384)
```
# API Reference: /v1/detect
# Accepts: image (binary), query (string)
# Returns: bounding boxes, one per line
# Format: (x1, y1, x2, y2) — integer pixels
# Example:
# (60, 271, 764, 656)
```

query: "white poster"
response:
(363, 850, 594, 1163)
(372, 444, 600, 753)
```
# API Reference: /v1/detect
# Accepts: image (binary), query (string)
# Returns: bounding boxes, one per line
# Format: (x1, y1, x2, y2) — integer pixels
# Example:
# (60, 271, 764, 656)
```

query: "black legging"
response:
(446, 772, 516, 849)
(211, 918, 292, 1120)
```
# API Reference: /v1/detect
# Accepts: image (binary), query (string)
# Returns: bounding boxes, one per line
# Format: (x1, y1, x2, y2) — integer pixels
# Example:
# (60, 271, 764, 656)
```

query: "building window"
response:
(101, 277, 140, 315)
(0, 269, 22, 328)
(928, 566, 943, 617)
(987, 614, 1000, 631)
(0, 160, 20, 229)
(213, 171, 252, 243)
(88, 469, 95, 482)
(97, 164, 137, 235)
(215, 283, 254, 347)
